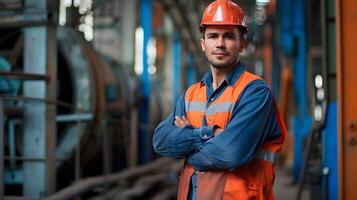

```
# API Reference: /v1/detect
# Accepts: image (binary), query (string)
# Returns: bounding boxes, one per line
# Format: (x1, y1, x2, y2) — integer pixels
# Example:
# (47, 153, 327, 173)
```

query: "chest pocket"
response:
(205, 103, 233, 128)
(205, 86, 236, 128)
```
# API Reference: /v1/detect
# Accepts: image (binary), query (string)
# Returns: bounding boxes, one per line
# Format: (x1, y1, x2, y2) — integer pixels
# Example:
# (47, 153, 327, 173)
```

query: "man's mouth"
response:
(212, 51, 229, 56)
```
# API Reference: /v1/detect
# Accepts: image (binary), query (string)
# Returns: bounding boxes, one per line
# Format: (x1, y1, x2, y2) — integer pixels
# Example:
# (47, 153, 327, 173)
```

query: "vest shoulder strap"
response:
(232, 71, 262, 99)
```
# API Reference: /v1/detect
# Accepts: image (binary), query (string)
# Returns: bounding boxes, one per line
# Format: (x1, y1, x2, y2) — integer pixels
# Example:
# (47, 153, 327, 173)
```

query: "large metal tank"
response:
(3, 26, 166, 193)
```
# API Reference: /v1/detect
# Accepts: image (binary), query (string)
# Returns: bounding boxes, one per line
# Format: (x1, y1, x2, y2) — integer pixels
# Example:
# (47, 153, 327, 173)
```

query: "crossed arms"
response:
(152, 81, 281, 170)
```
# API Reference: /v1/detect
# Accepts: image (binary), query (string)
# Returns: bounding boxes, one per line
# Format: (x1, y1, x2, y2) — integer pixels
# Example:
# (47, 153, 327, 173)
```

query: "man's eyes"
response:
(225, 34, 235, 39)
(206, 34, 235, 39)
(207, 35, 218, 39)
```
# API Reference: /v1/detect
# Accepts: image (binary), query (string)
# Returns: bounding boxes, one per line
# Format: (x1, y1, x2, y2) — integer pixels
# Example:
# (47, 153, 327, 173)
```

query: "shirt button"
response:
(210, 98, 214, 101)
(203, 135, 208, 138)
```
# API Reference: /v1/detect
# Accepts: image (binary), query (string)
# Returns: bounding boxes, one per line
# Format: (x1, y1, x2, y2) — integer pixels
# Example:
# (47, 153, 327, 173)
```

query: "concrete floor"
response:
(273, 166, 310, 200)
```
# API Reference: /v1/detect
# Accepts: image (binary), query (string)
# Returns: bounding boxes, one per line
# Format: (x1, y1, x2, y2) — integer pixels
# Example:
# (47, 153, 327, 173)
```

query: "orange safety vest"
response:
(177, 71, 287, 200)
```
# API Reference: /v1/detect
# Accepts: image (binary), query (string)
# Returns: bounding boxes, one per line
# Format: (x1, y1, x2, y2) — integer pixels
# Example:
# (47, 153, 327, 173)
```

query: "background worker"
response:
(153, 0, 287, 199)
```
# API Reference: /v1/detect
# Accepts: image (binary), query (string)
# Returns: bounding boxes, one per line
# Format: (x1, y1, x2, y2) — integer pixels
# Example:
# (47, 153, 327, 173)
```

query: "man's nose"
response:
(216, 36, 226, 49)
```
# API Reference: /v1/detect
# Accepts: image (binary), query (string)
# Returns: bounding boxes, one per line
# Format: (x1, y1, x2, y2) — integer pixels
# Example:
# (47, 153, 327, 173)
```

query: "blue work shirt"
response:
(153, 63, 282, 200)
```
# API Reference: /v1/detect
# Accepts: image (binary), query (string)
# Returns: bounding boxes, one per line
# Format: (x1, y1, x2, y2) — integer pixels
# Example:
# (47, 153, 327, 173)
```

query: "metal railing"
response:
(0, 93, 93, 199)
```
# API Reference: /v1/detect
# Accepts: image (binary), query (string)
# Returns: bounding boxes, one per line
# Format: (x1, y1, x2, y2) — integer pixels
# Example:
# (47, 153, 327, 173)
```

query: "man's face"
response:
(200, 25, 244, 69)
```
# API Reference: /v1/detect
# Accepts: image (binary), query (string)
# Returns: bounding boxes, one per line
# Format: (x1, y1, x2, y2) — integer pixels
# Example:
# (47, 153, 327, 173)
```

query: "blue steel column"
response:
(185, 54, 196, 88)
(291, 0, 313, 183)
(278, 0, 312, 182)
(322, 104, 337, 200)
(322, 0, 337, 199)
(138, 0, 152, 164)
(172, 32, 181, 105)
(23, 0, 57, 197)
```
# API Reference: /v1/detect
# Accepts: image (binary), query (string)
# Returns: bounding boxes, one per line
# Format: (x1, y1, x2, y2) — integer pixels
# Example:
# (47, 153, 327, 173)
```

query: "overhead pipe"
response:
(0, 12, 49, 28)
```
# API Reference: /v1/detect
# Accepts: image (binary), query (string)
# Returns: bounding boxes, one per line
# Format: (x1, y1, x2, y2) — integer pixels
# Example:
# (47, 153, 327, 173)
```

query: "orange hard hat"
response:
(200, 0, 248, 33)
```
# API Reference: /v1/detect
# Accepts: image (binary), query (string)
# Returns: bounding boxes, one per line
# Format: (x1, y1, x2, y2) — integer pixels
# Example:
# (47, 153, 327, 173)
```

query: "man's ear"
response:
(239, 40, 246, 52)
(200, 38, 205, 52)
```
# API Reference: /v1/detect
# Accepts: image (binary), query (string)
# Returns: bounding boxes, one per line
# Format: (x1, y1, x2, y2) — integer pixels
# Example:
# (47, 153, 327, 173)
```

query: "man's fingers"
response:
(182, 116, 191, 125)
(174, 120, 184, 128)
(175, 116, 186, 127)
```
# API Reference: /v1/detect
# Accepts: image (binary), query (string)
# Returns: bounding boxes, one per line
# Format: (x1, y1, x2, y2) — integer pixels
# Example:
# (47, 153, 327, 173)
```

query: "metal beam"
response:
(138, 0, 152, 164)
(0, 70, 50, 82)
(23, 0, 58, 197)
(0, 12, 48, 28)
(172, 32, 181, 105)
(121, 0, 137, 70)
(336, 0, 357, 199)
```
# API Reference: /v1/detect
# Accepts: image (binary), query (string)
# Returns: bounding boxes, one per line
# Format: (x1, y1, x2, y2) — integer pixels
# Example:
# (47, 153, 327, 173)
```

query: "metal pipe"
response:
(44, 158, 173, 200)
(0, 70, 50, 82)
(0, 94, 83, 112)
(0, 98, 4, 198)
(4, 156, 45, 162)
(8, 119, 22, 168)
(4, 196, 34, 200)
(296, 123, 324, 200)
(0, 12, 48, 28)
(101, 120, 110, 176)
(75, 110, 82, 183)
(56, 113, 93, 123)
(138, 0, 152, 164)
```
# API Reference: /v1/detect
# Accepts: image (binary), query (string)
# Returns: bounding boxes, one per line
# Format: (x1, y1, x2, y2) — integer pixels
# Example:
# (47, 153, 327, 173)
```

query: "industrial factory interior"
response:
(0, 0, 355, 199)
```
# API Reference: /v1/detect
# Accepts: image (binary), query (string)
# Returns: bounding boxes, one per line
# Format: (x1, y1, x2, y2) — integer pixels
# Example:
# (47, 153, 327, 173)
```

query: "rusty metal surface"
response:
(336, 0, 357, 199)
(0, 70, 50, 82)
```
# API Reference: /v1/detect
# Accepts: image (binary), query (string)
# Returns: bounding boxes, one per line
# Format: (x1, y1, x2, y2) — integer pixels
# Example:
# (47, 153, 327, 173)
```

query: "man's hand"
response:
(174, 116, 191, 128)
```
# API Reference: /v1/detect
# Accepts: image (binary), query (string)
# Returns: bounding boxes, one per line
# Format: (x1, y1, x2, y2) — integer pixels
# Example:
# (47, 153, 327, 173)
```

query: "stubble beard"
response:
(207, 54, 239, 69)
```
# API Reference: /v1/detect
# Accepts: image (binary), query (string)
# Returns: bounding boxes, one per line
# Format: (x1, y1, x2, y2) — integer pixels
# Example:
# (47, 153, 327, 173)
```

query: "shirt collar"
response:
(200, 62, 246, 87)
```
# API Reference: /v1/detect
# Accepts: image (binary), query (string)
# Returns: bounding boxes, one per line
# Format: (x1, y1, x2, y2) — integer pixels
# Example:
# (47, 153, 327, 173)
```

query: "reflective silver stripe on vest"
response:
(205, 102, 235, 116)
(185, 101, 206, 113)
(255, 149, 275, 163)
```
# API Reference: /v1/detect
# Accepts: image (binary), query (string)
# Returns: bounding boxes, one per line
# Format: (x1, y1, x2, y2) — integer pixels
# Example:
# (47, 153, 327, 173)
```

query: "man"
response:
(153, 0, 286, 199)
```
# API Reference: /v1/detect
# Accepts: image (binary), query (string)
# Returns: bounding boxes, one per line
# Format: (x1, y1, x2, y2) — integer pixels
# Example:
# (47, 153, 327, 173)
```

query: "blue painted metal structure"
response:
(278, 0, 313, 182)
(172, 32, 181, 105)
(138, 0, 152, 164)
(22, 0, 57, 197)
(0, 57, 20, 95)
(324, 0, 337, 198)
(271, 31, 280, 99)
(322, 103, 338, 200)
(185, 54, 196, 88)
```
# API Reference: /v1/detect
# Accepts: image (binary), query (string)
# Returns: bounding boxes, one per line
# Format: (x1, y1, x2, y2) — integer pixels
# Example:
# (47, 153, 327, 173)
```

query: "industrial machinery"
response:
(1, 26, 166, 197)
